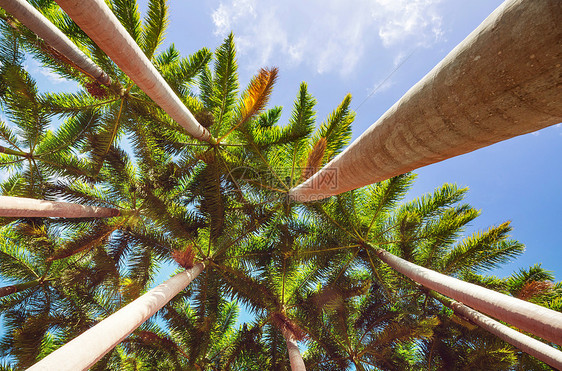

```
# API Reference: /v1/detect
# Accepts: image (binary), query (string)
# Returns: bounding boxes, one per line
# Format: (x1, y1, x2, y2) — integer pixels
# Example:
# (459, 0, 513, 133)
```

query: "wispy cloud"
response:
(375, 0, 443, 47)
(211, 0, 443, 75)
(26, 58, 71, 85)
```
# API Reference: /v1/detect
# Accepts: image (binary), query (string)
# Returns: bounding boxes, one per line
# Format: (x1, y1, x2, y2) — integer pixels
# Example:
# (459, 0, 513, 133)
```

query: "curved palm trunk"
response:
(290, 0, 562, 202)
(375, 249, 562, 346)
(53, 0, 214, 143)
(0, 196, 119, 218)
(0, 0, 110, 85)
(281, 329, 307, 371)
(429, 291, 562, 370)
(28, 263, 204, 371)
(0, 279, 41, 297)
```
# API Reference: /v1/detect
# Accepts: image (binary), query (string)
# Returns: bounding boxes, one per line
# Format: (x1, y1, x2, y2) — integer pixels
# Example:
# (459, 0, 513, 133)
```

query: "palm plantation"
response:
(0, 0, 561, 370)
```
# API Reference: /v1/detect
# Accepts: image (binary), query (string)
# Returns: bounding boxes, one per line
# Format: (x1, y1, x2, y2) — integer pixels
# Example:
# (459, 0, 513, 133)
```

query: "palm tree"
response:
(289, 0, 562, 201)
(304, 178, 562, 367)
(426, 290, 562, 370)
(3, 0, 213, 175)
(53, 0, 214, 142)
(1, 0, 561, 369)
(373, 247, 562, 345)
(0, 222, 119, 367)
(27, 263, 204, 371)
(4, 28, 302, 368)
(0, 0, 110, 85)
(0, 57, 93, 192)
(296, 270, 437, 370)
(153, 285, 248, 369)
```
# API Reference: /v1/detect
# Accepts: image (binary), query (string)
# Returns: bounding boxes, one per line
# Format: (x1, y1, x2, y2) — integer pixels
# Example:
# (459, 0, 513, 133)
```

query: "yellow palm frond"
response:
(219, 67, 278, 142)
(302, 137, 327, 181)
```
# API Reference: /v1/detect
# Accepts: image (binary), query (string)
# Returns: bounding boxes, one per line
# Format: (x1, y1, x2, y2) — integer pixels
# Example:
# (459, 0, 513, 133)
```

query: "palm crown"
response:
(0, 1, 561, 370)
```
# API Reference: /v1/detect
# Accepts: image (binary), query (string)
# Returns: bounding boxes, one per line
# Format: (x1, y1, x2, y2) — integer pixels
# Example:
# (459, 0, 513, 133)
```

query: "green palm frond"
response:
(310, 93, 354, 164)
(442, 222, 524, 274)
(140, 0, 168, 59)
(112, 0, 142, 44)
(209, 33, 238, 133)
(159, 47, 212, 98)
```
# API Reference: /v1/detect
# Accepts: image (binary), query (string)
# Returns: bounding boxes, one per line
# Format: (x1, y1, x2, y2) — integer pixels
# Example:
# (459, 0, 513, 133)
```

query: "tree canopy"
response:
(0, 1, 561, 370)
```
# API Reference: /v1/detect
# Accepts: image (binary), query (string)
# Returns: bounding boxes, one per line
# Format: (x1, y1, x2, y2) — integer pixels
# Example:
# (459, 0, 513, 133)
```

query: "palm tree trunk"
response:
(290, 0, 562, 202)
(0, 279, 41, 297)
(0, 0, 110, 85)
(374, 249, 562, 346)
(281, 329, 307, 371)
(28, 263, 205, 371)
(429, 291, 562, 370)
(53, 0, 215, 143)
(0, 196, 120, 218)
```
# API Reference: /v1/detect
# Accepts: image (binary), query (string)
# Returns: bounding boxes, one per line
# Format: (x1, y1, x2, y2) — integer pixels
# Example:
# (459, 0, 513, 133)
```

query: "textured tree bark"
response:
(0, 0, 110, 85)
(429, 291, 562, 370)
(0, 196, 120, 218)
(282, 329, 307, 371)
(375, 249, 562, 346)
(28, 263, 205, 371)
(53, 0, 214, 143)
(290, 0, 562, 202)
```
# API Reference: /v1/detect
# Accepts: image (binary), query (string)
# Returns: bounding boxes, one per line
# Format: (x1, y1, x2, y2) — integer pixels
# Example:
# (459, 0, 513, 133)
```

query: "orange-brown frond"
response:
(172, 246, 195, 269)
(302, 137, 327, 180)
(518, 280, 553, 301)
(85, 80, 109, 100)
(138, 330, 161, 344)
(239, 67, 279, 126)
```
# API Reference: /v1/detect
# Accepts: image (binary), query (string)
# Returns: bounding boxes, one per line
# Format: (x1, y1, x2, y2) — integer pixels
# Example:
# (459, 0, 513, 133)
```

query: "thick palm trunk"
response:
(28, 263, 204, 371)
(290, 0, 562, 202)
(53, 0, 214, 143)
(429, 291, 562, 369)
(0, 0, 110, 85)
(0, 279, 41, 297)
(0, 196, 120, 218)
(374, 249, 562, 346)
(282, 329, 307, 371)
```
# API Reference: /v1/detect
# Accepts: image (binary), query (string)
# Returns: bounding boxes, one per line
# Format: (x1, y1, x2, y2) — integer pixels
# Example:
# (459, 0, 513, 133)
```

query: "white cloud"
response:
(374, 0, 443, 47)
(212, 0, 257, 36)
(369, 77, 395, 96)
(37, 68, 70, 85)
(26, 58, 71, 85)
(211, 0, 443, 75)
